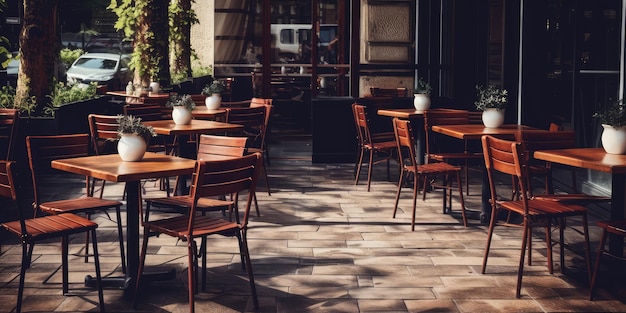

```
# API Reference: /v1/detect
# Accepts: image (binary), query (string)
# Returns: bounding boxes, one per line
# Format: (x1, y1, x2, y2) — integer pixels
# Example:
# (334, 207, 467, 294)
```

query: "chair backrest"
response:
(197, 134, 248, 161)
(549, 122, 563, 132)
(0, 109, 19, 161)
(123, 104, 166, 121)
(0, 161, 28, 236)
(481, 135, 531, 209)
(352, 103, 375, 146)
(88, 114, 120, 155)
(423, 109, 470, 157)
(190, 94, 206, 107)
(370, 87, 408, 98)
(393, 118, 417, 169)
(26, 134, 91, 209)
(515, 130, 576, 153)
(225, 106, 267, 149)
(250, 97, 273, 107)
(188, 153, 262, 232)
(468, 111, 483, 124)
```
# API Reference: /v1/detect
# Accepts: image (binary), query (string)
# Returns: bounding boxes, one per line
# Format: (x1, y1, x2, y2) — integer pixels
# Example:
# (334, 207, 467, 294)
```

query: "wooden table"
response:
(431, 124, 537, 222)
(534, 147, 626, 255)
(377, 108, 425, 119)
(51, 153, 196, 296)
(143, 119, 242, 137)
(190, 106, 227, 120)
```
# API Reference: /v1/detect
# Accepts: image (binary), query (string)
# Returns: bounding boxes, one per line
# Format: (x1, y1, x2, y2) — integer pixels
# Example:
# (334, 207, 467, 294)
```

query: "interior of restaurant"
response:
(206, 0, 625, 193)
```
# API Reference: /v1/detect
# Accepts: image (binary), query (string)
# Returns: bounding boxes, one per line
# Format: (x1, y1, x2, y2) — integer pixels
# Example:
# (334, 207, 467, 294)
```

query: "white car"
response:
(66, 53, 131, 90)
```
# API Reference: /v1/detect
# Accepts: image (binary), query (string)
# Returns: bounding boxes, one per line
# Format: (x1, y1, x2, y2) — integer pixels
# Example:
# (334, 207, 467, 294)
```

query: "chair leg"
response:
(545, 224, 554, 274)
(262, 162, 271, 196)
(90, 229, 105, 313)
(62, 235, 69, 294)
(516, 222, 530, 298)
(133, 226, 151, 309)
(354, 148, 365, 186)
(240, 231, 259, 310)
(366, 149, 374, 191)
(201, 237, 207, 292)
(411, 171, 419, 231)
(187, 239, 196, 313)
(589, 229, 608, 300)
(16, 243, 29, 313)
(115, 206, 127, 274)
(393, 170, 405, 218)
(455, 171, 467, 227)
(482, 209, 499, 274)
(582, 214, 592, 283)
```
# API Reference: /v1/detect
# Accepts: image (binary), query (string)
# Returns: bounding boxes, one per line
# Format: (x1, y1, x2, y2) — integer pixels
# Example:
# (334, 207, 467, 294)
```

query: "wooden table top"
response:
(431, 124, 537, 140)
(51, 152, 196, 182)
(191, 106, 227, 119)
(143, 119, 242, 136)
(377, 108, 425, 119)
(106, 91, 170, 99)
(534, 148, 626, 174)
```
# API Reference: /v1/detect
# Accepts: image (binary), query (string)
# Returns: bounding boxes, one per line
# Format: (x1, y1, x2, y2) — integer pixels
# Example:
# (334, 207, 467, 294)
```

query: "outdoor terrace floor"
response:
(1, 135, 626, 312)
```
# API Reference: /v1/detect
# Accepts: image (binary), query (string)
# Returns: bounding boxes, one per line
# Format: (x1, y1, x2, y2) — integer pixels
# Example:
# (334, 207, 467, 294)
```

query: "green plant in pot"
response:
(167, 94, 196, 125)
(116, 114, 157, 161)
(475, 84, 508, 128)
(201, 80, 226, 109)
(413, 77, 432, 111)
(594, 99, 626, 154)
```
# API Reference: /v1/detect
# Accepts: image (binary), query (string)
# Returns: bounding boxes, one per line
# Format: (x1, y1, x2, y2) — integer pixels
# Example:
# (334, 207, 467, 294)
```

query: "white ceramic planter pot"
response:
(149, 81, 160, 95)
(481, 108, 505, 128)
(205, 94, 222, 109)
(172, 106, 193, 125)
(601, 124, 626, 154)
(117, 134, 147, 161)
(413, 94, 431, 111)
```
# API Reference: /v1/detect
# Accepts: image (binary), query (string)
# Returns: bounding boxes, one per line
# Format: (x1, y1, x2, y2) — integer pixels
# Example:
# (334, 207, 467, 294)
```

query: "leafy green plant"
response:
(59, 48, 84, 68)
(0, 85, 37, 116)
(201, 80, 225, 96)
(594, 99, 626, 128)
(47, 81, 97, 108)
(414, 77, 431, 94)
(474, 85, 508, 111)
(116, 114, 157, 141)
(167, 94, 195, 111)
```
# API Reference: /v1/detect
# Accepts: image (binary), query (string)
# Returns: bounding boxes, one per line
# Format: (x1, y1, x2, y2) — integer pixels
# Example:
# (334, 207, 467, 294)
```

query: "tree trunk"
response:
(16, 0, 58, 116)
(134, 0, 170, 87)
(170, 0, 193, 80)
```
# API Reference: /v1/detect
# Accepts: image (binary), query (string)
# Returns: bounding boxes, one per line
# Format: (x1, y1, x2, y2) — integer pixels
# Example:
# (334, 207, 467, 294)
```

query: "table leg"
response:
(609, 173, 625, 256)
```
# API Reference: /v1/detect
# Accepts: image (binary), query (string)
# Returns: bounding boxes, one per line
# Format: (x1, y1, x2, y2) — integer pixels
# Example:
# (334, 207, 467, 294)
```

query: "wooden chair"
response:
(144, 134, 250, 290)
(424, 109, 483, 195)
(0, 108, 19, 161)
(481, 134, 591, 298)
(26, 134, 127, 274)
(589, 219, 626, 300)
(0, 161, 105, 313)
(133, 153, 262, 312)
(392, 118, 467, 229)
(352, 103, 397, 191)
(225, 105, 272, 196)
(515, 130, 610, 204)
(370, 87, 408, 97)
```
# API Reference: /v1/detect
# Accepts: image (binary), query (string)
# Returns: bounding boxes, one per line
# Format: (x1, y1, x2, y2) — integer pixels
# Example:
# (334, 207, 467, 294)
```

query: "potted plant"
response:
(594, 99, 626, 154)
(116, 114, 157, 161)
(413, 77, 432, 111)
(475, 84, 508, 128)
(201, 80, 226, 109)
(167, 94, 196, 125)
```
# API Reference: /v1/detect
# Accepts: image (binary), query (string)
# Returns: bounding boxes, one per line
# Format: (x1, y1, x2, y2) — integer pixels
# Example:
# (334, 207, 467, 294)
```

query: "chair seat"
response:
(417, 162, 461, 174)
(146, 195, 233, 211)
(39, 197, 122, 214)
(365, 140, 397, 150)
(144, 215, 239, 240)
(498, 198, 587, 218)
(430, 151, 483, 161)
(3, 213, 98, 240)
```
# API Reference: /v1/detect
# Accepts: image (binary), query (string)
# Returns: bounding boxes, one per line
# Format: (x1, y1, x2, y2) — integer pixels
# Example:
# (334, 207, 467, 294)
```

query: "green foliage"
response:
(47, 81, 97, 109)
(201, 80, 225, 96)
(59, 48, 84, 68)
(594, 99, 626, 128)
(116, 114, 157, 141)
(167, 94, 195, 111)
(414, 77, 431, 94)
(192, 62, 213, 77)
(0, 85, 37, 116)
(474, 85, 508, 111)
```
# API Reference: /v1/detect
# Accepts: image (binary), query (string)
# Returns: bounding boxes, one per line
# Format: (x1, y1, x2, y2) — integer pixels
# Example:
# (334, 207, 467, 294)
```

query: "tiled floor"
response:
(1, 135, 626, 312)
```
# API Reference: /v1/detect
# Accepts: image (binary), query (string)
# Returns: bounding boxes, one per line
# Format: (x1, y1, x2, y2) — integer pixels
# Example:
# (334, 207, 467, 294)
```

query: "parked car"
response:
(66, 52, 131, 90)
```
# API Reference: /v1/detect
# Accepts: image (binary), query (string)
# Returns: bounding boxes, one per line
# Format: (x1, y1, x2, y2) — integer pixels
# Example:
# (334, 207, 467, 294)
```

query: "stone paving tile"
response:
(2, 137, 625, 312)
